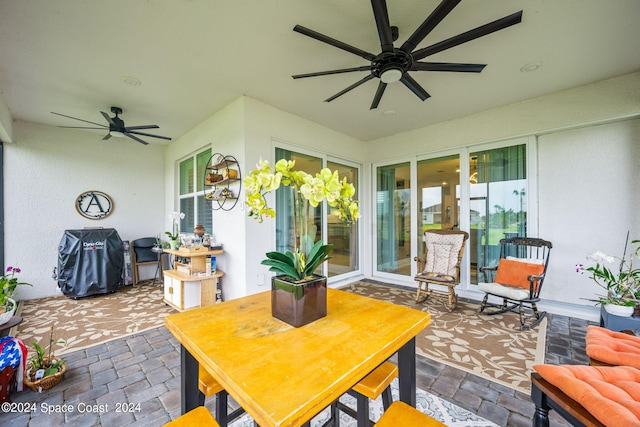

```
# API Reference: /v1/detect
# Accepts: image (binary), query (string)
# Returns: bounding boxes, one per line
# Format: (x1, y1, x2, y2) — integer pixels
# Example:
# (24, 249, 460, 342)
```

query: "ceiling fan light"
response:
(380, 68, 403, 84)
(110, 131, 125, 138)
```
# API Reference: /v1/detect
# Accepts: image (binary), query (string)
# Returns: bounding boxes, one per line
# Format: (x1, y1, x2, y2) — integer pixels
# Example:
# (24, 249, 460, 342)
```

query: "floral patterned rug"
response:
(10, 281, 174, 356)
(346, 281, 547, 395)
(10, 279, 544, 395)
(228, 378, 498, 427)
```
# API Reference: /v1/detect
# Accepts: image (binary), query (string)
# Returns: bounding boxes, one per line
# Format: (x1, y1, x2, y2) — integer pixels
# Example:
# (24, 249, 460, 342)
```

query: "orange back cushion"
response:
(534, 364, 640, 426)
(586, 326, 640, 369)
(494, 258, 544, 290)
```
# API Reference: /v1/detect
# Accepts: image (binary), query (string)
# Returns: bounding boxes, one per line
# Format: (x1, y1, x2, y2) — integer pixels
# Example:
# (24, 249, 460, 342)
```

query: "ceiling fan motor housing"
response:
(372, 50, 411, 82)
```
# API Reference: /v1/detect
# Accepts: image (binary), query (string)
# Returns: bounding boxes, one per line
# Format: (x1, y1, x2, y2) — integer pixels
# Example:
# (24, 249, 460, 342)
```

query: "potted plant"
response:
(576, 236, 640, 317)
(244, 158, 359, 327)
(0, 266, 32, 325)
(24, 326, 66, 392)
(165, 211, 185, 250)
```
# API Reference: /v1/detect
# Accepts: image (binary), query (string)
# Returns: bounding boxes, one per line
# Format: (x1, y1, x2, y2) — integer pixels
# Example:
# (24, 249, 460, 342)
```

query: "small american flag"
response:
(0, 336, 27, 391)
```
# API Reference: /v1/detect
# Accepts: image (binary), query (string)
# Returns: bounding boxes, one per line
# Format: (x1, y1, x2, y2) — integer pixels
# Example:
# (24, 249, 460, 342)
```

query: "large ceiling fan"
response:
(51, 106, 172, 145)
(292, 0, 523, 109)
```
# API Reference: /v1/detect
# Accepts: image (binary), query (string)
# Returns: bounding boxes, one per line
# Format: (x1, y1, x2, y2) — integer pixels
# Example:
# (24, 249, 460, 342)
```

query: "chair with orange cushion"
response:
(531, 364, 640, 427)
(478, 237, 552, 330)
(585, 325, 640, 368)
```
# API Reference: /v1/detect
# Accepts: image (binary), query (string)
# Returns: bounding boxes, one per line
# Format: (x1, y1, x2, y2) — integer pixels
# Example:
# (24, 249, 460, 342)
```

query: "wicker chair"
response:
(414, 230, 469, 311)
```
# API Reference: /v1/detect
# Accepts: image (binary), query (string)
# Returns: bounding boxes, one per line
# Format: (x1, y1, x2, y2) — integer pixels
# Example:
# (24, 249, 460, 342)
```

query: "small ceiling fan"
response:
(292, 0, 523, 109)
(51, 106, 172, 145)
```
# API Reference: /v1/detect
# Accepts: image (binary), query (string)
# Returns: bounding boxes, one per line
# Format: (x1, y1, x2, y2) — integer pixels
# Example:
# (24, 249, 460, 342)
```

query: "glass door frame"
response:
(371, 136, 538, 291)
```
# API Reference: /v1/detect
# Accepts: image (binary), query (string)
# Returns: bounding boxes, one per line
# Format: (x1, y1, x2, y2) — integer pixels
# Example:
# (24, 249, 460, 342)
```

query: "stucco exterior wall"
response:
(4, 121, 165, 299)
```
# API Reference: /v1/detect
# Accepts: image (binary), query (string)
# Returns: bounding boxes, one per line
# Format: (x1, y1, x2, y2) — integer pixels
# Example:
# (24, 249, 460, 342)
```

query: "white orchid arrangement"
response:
(166, 211, 185, 241)
(576, 238, 640, 306)
(244, 158, 359, 281)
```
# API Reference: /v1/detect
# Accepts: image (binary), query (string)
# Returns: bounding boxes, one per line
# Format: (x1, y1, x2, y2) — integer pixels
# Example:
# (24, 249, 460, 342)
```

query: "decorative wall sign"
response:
(76, 190, 114, 220)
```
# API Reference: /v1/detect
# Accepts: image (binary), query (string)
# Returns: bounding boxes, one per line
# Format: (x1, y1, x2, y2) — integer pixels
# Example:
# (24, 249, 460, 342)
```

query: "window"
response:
(178, 149, 212, 235)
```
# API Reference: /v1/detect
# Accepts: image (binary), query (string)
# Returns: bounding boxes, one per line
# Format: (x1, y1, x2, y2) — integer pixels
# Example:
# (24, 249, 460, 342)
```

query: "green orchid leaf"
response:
(264, 251, 296, 267)
(303, 242, 334, 277)
(261, 259, 301, 279)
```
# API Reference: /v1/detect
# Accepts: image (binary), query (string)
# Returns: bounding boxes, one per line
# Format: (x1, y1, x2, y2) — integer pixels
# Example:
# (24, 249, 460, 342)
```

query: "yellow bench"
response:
(165, 406, 220, 427)
(198, 366, 246, 426)
(336, 361, 398, 425)
(375, 401, 446, 427)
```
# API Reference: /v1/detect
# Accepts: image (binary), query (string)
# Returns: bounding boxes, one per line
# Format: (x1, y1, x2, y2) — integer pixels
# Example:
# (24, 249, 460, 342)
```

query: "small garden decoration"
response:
(25, 326, 66, 392)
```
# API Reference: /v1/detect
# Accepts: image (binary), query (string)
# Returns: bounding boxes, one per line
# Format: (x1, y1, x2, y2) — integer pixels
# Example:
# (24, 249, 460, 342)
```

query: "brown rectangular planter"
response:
(271, 275, 327, 327)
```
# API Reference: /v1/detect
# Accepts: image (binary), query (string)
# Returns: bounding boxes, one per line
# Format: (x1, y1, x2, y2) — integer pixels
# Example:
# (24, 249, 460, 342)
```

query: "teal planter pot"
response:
(271, 275, 327, 327)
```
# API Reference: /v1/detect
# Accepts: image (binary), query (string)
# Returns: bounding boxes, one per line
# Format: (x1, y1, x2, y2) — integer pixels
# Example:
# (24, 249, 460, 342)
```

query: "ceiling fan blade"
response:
(101, 111, 118, 128)
(102, 133, 112, 141)
(400, 73, 430, 101)
(51, 112, 106, 128)
(369, 81, 388, 110)
(412, 11, 523, 61)
(400, 0, 461, 53)
(325, 74, 376, 102)
(371, 0, 394, 53)
(57, 126, 107, 130)
(294, 25, 376, 61)
(123, 125, 160, 131)
(123, 133, 149, 145)
(127, 130, 172, 141)
(293, 66, 372, 79)
(411, 62, 486, 72)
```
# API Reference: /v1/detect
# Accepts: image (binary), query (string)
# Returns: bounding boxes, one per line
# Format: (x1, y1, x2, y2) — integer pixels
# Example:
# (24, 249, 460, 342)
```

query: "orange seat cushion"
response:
(533, 364, 640, 427)
(586, 326, 640, 369)
(494, 258, 544, 290)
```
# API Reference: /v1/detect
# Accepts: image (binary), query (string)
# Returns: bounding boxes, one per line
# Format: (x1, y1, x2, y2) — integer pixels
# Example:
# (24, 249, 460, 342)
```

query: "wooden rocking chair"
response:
(478, 236, 552, 330)
(414, 229, 469, 311)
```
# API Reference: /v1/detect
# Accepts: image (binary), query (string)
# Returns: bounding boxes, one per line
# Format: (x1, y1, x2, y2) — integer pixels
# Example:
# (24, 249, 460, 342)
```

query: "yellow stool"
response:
(336, 361, 398, 426)
(198, 366, 246, 426)
(165, 406, 220, 427)
(374, 401, 446, 427)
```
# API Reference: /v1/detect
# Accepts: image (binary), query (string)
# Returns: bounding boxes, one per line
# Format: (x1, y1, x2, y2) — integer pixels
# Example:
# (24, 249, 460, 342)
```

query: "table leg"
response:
(397, 337, 417, 407)
(180, 344, 200, 414)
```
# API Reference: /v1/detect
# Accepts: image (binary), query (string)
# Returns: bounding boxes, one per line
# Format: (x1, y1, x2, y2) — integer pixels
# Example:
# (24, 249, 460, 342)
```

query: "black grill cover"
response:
(58, 228, 124, 298)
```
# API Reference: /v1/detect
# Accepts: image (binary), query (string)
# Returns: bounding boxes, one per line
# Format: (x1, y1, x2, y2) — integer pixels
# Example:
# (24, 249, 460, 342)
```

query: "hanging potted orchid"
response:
(244, 158, 359, 326)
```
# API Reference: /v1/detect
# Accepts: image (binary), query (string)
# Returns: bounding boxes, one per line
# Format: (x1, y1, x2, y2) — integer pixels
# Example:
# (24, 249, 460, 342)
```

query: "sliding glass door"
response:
(275, 147, 361, 279)
(416, 155, 461, 261)
(373, 141, 529, 285)
(469, 144, 527, 283)
(376, 162, 411, 276)
(327, 161, 359, 277)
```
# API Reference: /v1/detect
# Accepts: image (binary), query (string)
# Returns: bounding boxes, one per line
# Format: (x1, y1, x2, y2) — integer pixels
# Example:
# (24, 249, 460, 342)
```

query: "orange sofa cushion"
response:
(533, 364, 640, 427)
(586, 326, 640, 369)
(494, 258, 544, 290)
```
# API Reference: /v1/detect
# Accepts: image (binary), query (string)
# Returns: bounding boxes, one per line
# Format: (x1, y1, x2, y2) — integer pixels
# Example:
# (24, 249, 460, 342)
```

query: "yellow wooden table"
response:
(165, 288, 431, 427)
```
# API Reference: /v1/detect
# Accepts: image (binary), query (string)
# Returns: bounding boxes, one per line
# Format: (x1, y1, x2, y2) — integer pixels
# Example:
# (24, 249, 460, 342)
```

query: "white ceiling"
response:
(1, 0, 639, 144)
